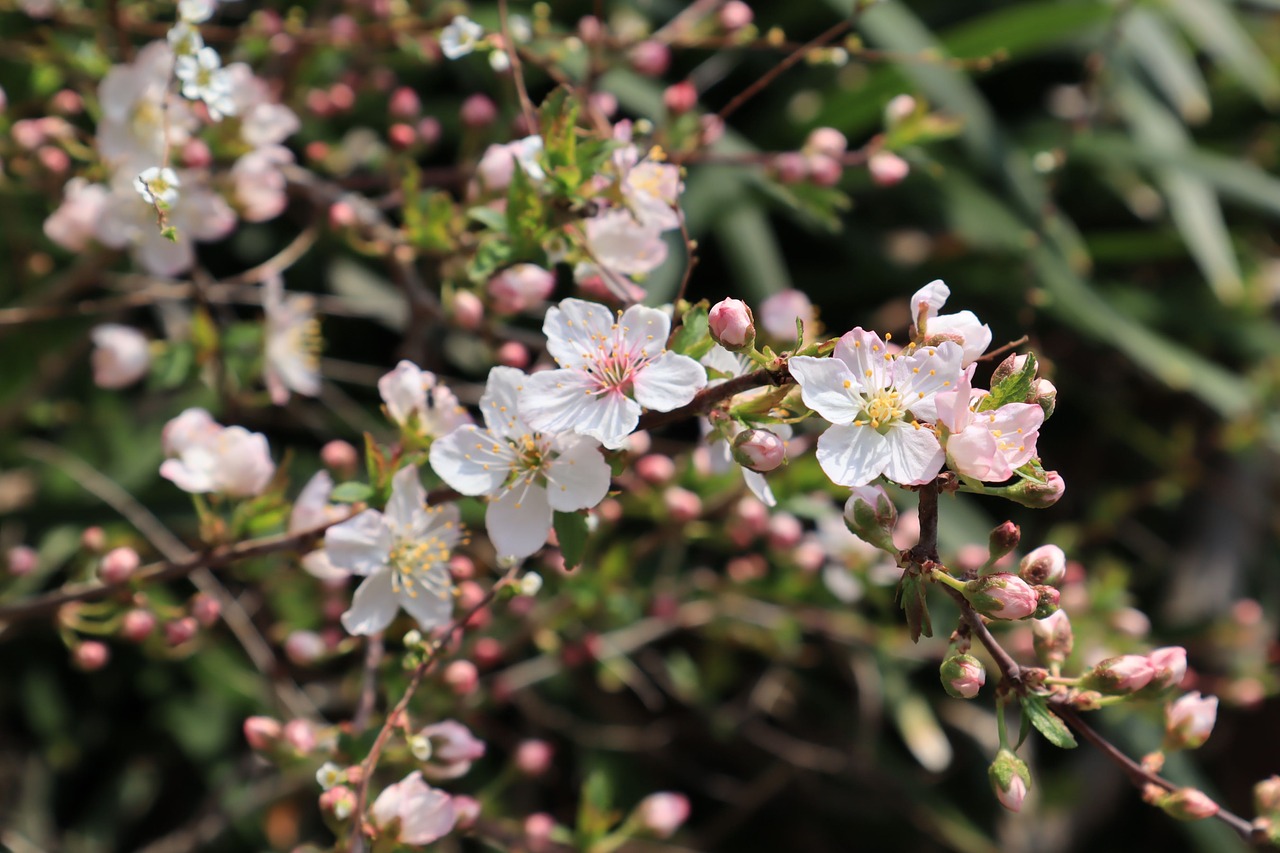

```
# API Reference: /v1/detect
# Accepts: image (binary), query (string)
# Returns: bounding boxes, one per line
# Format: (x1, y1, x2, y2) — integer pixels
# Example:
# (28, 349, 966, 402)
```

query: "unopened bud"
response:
(1157, 787, 1219, 821)
(1083, 654, 1156, 695)
(988, 521, 1020, 562)
(1164, 691, 1218, 751)
(843, 485, 898, 554)
(451, 290, 484, 330)
(80, 526, 106, 552)
(884, 94, 917, 126)
(964, 573, 1038, 620)
(988, 749, 1031, 812)
(1254, 776, 1280, 815)
(321, 439, 359, 475)
(636, 453, 676, 484)
(999, 471, 1065, 508)
(1031, 610, 1073, 665)
(515, 738, 555, 777)
(708, 298, 756, 351)
(285, 629, 327, 665)
(940, 653, 986, 699)
(868, 151, 909, 187)
(637, 792, 691, 838)
(1147, 646, 1187, 690)
(663, 81, 698, 114)
(453, 794, 482, 829)
(1019, 544, 1065, 586)
(73, 640, 110, 671)
(99, 546, 141, 584)
(444, 659, 479, 695)
(7, 545, 38, 576)
(164, 616, 198, 646)
(1032, 378, 1056, 419)
(731, 429, 785, 473)
(719, 1, 754, 31)
(1032, 584, 1060, 619)
(244, 715, 283, 750)
(518, 572, 543, 596)
(320, 784, 355, 821)
(121, 608, 157, 642)
(991, 353, 1031, 387)
(524, 813, 556, 853)
(663, 487, 702, 523)
(284, 718, 317, 753)
(190, 592, 221, 627)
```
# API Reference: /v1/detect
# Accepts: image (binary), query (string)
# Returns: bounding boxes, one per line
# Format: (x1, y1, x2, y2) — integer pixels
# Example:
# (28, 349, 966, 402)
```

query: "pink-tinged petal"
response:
(910, 279, 950, 320)
(984, 402, 1043, 470)
(617, 304, 672, 358)
(520, 370, 641, 449)
(933, 369, 974, 434)
(833, 328, 892, 391)
(544, 435, 611, 511)
(895, 341, 964, 422)
(290, 470, 335, 530)
(930, 311, 992, 365)
(787, 356, 864, 424)
(398, 787, 457, 845)
(478, 366, 530, 437)
(947, 426, 1003, 481)
(396, 565, 454, 631)
(633, 351, 706, 412)
(429, 426, 512, 496)
(542, 298, 613, 369)
(882, 421, 946, 486)
(487, 483, 553, 558)
(741, 468, 777, 507)
(815, 422, 891, 487)
(341, 570, 399, 635)
(384, 465, 428, 538)
(325, 510, 393, 576)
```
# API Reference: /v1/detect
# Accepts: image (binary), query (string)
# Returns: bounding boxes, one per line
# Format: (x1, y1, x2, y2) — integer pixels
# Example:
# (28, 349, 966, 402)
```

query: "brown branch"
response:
(976, 335, 1029, 364)
(635, 366, 793, 433)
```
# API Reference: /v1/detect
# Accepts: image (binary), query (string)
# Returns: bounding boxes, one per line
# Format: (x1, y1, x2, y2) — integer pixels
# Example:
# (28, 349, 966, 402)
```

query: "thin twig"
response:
(635, 366, 792, 433)
(498, 0, 538, 131)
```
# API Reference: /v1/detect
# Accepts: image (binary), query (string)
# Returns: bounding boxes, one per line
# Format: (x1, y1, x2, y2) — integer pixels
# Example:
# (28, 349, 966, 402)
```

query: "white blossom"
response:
(440, 15, 484, 60)
(289, 471, 349, 581)
(91, 324, 150, 389)
(263, 276, 321, 405)
(134, 166, 180, 206)
(159, 409, 275, 497)
(909, 279, 991, 366)
(174, 47, 236, 120)
(378, 361, 472, 438)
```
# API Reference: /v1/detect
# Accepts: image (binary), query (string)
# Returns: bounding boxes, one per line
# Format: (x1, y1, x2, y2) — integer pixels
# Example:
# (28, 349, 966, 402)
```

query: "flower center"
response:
(863, 389, 905, 428)
(586, 350, 641, 395)
(389, 536, 452, 599)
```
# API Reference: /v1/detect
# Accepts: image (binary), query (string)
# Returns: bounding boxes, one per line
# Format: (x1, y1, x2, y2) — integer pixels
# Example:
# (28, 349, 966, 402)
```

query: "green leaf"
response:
(330, 482, 375, 504)
(669, 302, 714, 360)
(1020, 693, 1077, 749)
(554, 510, 590, 570)
(895, 573, 932, 642)
(978, 353, 1036, 412)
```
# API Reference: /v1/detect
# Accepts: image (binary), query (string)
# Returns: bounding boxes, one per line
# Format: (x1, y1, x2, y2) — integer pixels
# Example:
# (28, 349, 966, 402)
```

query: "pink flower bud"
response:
(524, 813, 556, 853)
(1148, 646, 1188, 690)
(1031, 610, 1073, 665)
(98, 546, 140, 584)
(73, 641, 110, 671)
(1165, 691, 1217, 750)
(630, 40, 671, 77)
(452, 291, 484, 330)
(81, 526, 106, 552)
(940, 653, 986, 699)
(805, 153, 843, 187)
(843, 485, 899, 554)
(473, 637, 504, 668)
(388, 122, 417, 149)
(636, 454, 677, 485)
(91, 324, 150, 388)
(489, 264, 556, 313)
(120, 608, 156, 642)
(731, 429, 785, 473)
(328, 200, 356, 229)
(283, 718, 316, 753)
(319, 785, 355, 822)
(577, 14, 603, 42)
(767, 513, 803, 550)
(719, 1, 754, 31)
(389, 86, 421, 119)
(773, 151, 807, 184)
(708, 298, 756, 350)
(285, 629, 327, 665)
(164, 616, 198, 646)
(7, 545, 37, 576)
(759, 289, 813, 340)
(664, 487, 702, 523)
(1019, 544, 1065, 586)
(453, 794, 482, 829)
(444, 660, 479, 695)
(417, 116, 442, 146)
(1158, 787, 1219, 821)
(868, 151, 910, 187)
(884, 94, 917, 126)
(460, 94, 497, 128)
(988, 521, 1020, 562)
(1003, 470, 1065, 508)
(328, 14, 358, 45)
(590, 91, 618, 118)
(190, 593, 221, 627)
(727, 554, 766, 583)
(244, 715, 283, 750)
(321, 439, 359, 475)
(964, 573, 1038, 620)
(989, 749, 1030, 812)
(663, 81, 698, 114)
(793, 539, 825, 573)
(1084, 654, 1156, 694)
(496, 340, 530, 368)
(514, 738, 554, 776)
(637, 792, 690, 838)
(328, 82, 355, 112)
(448, 554, 475, 581)
(182, 138, 212, 168)
(805, 127, 847, 159)
(1032, 378, 1056, 419)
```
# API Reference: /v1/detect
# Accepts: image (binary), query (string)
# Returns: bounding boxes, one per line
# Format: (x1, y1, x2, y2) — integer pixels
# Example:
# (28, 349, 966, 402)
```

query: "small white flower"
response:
(288, 471, 349, 581)
(263, 276, 321, 405)
(518, 299, 708, 450)
(519, 572, 544, 596)
(134, 166, 181, 206)
(166, 21, 204, 56)
(378, 360, 472, 438)
(178, 0, 216, 23)
(174, 46, 237, 120)
(316, 761, 345, 790)
(325, 466, 462, 636)
(159, 409, 275, 497)
(908, 280, 992, 366)
(489, 49, 511, 72)
(431, 367, 611, 558)
(90, 324, 150, 389)
(440, 15, 484, 60)
(410, 734, 433, 762)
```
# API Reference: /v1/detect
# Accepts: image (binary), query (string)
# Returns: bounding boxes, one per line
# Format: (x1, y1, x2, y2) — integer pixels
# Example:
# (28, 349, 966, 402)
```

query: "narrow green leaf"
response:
(1020, 693, 1077, 749)
(978, 353, 1036, 412)
(330, 482, 375, 504)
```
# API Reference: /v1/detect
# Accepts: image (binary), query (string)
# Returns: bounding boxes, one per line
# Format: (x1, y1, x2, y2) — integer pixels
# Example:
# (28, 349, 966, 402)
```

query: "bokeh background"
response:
(0, 1, 1278, 851)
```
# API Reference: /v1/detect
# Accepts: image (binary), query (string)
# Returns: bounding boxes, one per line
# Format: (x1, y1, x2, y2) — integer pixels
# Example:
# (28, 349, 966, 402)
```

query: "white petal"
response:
(930, 311, 992, 365)
(544, 435, 611, 511)
(910, 279, 950, 321)
(617, 304, 672, 357)
(325, 510, 393, 576)
(385, 465, 428, 538)
(397, 565, 454, 631)
(832, 328, 892, 391)
(341, 570, 399, 635)
(429, 426, 512, 496)
(542, 298, 612, 369)
(787, 357, 864, 424)
(815, 423, 891, 488)
(290, 470, 335, 531)
(632, 351, 706, 412)
(742, 468, 777, 507)
(487, 483, 552, 558)
(478, 365, 531, 437)
(896, 341, 964, 422)
(882, 421, 946, 486)
(520, 370, 640, 449)
(378, 361, 427, 426)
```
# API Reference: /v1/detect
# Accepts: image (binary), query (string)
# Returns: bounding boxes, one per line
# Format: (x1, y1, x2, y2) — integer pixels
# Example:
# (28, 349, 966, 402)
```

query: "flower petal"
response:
(429, 425, 512, 496)
(617, 304, 672, 358)
(896, 341, 964, 422)
(384, 465, 428, 538)
(341, 569, 399, 635)
(325, 509, 393, 576)
(478, 365, 531, 437)
(832, 328, 892, 391)
(397, 565, 454, 631)
(542, 298, 612, 369)
(544, 435, 611, 511)
(815, 422, 891, 487)
(882, 421, 946, 486)
(520, 370, 640, 449)
(632, 351, 706, 412)
(486, 483, 553, 558)
(742, 468, 777, 507)
(787, 356, 864, 424)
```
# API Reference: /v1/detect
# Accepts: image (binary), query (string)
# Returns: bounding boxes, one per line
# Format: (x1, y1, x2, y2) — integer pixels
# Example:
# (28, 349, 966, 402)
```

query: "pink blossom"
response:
(1165, 691, 1218, 750)
(637, 792, 690, 838)
(416, 719, 486, 780)
(936, 369, 1043, 483)
(99, 546, 140, 583)
(583, 210, 669, 277)
(45, 178, 109, 252)
(489, 264, 556, 313)
(1148, 646, 1188, 689)
(708, 298, 756, 349)
(371, 771, 457, 845)
(90, 324, 150, 388)
(909, 280, 992, 366)
(232, 145, 294, 222)
(159, 409, 275, 497)
(964, 573, 1038, 620)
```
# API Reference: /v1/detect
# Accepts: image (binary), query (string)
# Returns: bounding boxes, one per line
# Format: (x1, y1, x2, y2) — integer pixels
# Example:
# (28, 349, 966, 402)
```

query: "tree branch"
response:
(635, 366, 792, 433)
